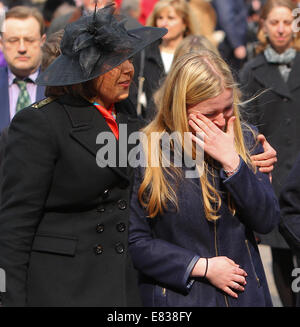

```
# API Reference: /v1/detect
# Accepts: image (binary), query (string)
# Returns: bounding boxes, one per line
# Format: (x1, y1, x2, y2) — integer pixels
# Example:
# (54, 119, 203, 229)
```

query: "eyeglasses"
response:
(3, 37, 42, 47)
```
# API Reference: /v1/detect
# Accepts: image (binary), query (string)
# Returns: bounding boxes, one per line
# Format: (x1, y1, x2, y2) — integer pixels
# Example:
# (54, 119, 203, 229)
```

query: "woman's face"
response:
(96, 59, 134, 108)
(263, 6, 294, 53)
(155, 6, 186, 42)
(187, 89, 234, 132)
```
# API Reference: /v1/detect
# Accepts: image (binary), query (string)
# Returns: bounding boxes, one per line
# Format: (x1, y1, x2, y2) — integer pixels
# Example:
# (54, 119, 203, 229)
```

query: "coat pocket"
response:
(31, 233, 78, 257)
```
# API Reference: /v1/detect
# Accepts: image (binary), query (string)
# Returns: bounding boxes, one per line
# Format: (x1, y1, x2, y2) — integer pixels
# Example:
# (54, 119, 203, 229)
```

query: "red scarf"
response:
(94, 103, 119, 140)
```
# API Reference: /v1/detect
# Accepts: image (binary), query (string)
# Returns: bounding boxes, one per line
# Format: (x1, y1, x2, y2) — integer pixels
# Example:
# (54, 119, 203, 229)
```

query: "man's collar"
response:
(8, 67, 40, 86)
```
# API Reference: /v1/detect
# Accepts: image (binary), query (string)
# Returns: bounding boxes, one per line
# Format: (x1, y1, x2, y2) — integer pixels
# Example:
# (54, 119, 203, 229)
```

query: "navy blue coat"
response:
(129, 130, 280, 307)
(0, 66, 45, 133)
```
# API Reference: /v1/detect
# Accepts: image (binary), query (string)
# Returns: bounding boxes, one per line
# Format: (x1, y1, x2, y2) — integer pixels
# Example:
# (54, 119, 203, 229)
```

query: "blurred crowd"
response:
(1, 0, 300, 307)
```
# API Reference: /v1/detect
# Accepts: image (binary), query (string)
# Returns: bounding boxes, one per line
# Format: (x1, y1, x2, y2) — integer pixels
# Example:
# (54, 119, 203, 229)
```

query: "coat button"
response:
(94, 244, 103, 255)
(118, 199, 127, 210)
(116, 222, 126, 232)
(96, 224, 105, 233)
(102, 189, 110, 199)
(115, 242, 125, 254)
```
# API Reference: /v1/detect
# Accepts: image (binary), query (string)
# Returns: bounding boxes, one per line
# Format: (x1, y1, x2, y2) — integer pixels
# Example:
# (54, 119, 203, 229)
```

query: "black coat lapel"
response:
(287, 52, 300, 93)
(60, 95, 130, 181)
(116, 102, 145, 177)
(252, 60, 292, 99)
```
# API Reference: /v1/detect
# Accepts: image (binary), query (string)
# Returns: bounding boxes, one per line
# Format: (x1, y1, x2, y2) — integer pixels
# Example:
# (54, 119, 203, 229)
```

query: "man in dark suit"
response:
(0, 6, 46, 133)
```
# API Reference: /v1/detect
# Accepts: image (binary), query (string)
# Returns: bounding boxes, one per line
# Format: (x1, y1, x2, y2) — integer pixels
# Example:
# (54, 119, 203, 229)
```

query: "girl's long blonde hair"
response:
(138, 51, 256, 221)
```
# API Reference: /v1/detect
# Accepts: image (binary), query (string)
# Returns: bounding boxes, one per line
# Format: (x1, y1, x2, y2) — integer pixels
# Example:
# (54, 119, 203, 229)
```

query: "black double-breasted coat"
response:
(240, 51, 300, 248)
(0, 94, 142, 306)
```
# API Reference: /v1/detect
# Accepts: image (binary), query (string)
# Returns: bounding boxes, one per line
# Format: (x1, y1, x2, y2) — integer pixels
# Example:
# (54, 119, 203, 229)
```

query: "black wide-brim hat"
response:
(37, 4, 167, 86)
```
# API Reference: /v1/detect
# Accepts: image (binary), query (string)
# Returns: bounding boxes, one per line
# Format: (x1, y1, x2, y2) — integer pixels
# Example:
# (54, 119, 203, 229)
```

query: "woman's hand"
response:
(191, 256, 248, 298)
(188, 113, 240, 172)
(251, 134, 277, 179)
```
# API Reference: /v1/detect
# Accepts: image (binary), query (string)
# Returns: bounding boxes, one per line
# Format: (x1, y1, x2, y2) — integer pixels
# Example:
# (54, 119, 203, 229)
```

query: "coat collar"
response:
(286, 52, 300, 92)
(250, 52, 300, 99)
(58, 94, 132, 181)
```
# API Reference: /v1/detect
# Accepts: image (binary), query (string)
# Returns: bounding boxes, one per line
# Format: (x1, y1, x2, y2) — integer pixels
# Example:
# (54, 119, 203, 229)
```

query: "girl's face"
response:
(96, 59, 134, 108)
(187, 89, 234, 132)
(263, 6, 294, 53)
(155, 6, 186, 42)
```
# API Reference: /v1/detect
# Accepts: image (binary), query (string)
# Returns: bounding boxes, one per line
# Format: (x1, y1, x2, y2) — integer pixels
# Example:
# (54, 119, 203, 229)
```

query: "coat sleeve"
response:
(128, 167, 200, 294)
(220, 132, 280, 234)
(279, 154, 300, 256)
(0, 107, 57, 306)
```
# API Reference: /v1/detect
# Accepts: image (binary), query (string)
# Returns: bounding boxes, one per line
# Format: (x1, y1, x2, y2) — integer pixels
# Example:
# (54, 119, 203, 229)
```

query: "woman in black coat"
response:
(239, 0, 300, 307)
(0, 4, 166, 306)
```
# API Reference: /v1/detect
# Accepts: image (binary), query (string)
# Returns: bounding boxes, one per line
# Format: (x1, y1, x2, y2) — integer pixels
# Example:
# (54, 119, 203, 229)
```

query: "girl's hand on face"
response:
(188, 113, 240, 172)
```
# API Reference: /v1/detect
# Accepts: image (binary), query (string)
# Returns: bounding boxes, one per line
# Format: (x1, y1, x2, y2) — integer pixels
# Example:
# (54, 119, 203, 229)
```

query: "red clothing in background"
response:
(139, 0, 158, 25)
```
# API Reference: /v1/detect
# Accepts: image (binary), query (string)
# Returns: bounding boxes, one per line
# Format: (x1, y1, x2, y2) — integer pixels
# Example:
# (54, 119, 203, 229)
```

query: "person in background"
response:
(138, 0, 158, 25)
(40, 29, 64, 72)
(119, 0, 142, 29)
(279, 152, 300, 307)
(0, 6, 46, 133)
(47, 0, 115, 36)
(188, 0, 219, 47)
(240, 0, 300, 307)
(212, 0, 248, 76)
(42, 0, 76, 29)
(0, 4, 167, 306)
(131, 0, 199, 121)
(128, 50, 280, 307)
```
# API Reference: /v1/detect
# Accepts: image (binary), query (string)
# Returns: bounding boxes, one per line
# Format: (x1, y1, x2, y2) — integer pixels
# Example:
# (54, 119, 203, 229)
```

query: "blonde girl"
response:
(129, 51, 280, 307)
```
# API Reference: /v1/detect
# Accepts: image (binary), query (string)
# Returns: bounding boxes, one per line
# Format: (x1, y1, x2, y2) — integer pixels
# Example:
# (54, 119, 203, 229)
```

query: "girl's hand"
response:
(188, 113, 240, 172)
(191, 256, 248, 298)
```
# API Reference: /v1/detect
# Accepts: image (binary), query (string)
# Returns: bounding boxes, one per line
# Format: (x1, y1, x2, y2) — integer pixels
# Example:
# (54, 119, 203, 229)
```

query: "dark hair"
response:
(41, 29, 64, 71)
(45, 77, 100, 100)
(5, 5, 45, 36)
